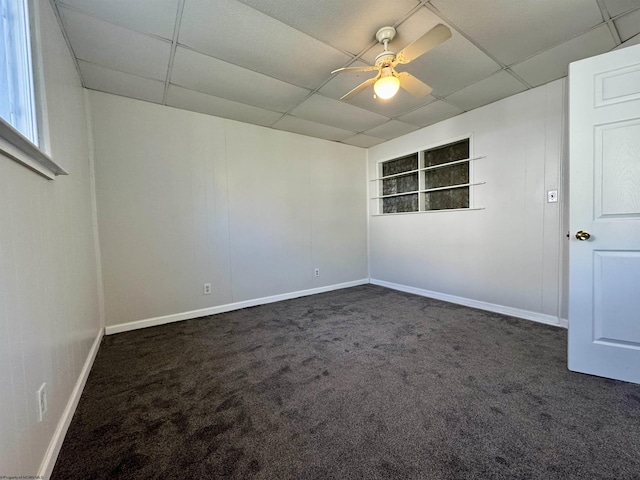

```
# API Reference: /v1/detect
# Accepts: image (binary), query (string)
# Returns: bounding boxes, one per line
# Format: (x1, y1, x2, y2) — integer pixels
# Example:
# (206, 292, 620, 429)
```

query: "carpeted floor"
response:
(52, 285, 640, 479)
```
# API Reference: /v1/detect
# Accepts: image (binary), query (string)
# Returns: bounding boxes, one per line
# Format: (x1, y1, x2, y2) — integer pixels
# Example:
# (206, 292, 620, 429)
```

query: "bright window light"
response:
(0, 0, 38, 145)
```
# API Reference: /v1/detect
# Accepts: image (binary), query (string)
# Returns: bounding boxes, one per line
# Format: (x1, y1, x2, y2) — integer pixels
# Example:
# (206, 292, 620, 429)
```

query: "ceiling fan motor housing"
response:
(375, 52, 396, 68)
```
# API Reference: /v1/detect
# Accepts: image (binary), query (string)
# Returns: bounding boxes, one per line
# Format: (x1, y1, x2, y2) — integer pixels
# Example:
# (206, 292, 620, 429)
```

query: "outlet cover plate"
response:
(37, 383, 47, 422)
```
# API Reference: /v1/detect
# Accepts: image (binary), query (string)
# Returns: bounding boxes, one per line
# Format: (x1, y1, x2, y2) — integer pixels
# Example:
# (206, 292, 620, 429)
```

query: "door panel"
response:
(593, 251, 640, 344)
(596, 121, 640, 217)
(595, 63, 640, 106)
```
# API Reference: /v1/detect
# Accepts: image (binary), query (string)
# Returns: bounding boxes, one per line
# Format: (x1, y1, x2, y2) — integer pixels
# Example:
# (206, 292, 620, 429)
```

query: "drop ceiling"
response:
(51, 0, 640, 147)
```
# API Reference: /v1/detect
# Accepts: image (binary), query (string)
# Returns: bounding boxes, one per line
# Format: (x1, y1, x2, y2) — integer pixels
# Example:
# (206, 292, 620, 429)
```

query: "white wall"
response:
(88, 92, 368, 329)
(0, 1, 102, 477)
(368, 79, 567, 324)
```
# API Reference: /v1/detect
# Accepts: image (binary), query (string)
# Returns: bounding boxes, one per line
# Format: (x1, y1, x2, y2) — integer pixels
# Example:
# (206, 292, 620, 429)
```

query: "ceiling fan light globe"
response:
(374, 75, 400, 99)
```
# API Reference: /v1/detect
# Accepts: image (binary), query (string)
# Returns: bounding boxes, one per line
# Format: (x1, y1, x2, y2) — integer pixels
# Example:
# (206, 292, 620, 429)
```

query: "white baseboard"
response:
(38, 327, 104, 480)
(105, 279, 370, 335)
(371, 279, 566, 329)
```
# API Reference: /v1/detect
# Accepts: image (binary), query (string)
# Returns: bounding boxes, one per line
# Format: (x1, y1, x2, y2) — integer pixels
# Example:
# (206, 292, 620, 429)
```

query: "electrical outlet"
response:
(203, 283, 212, 295)
(37, 383, 47, 422)
(314, 268, 320, 277)
(547, 190, 558, 203)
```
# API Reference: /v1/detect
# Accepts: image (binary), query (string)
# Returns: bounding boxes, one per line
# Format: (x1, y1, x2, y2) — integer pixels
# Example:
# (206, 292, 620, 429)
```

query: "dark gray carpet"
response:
(52, 285, 640, 479)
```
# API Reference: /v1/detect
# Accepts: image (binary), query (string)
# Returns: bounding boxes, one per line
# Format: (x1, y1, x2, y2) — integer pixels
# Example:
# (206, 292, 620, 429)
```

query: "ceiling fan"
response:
(332, 24, 452, 101)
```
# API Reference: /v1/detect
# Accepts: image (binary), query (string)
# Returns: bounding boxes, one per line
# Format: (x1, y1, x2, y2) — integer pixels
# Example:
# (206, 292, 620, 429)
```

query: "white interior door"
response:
(568, 43, 640, 385)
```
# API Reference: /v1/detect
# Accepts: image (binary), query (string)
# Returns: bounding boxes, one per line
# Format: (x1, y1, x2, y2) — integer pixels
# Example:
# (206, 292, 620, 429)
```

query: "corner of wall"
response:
(83, 89, 106, 329)
(365, 147, 371, 281)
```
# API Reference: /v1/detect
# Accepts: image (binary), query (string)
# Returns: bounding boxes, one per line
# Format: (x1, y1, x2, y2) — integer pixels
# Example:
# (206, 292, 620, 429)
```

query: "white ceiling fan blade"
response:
(341, 77, 377, 100)
(331, 65, 377, 75)
(398, 72, 433, 98)
(395, 24, 452, 64)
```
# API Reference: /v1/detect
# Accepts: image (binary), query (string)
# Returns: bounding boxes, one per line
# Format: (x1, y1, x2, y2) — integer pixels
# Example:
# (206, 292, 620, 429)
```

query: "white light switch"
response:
(547, 190, 558, 203)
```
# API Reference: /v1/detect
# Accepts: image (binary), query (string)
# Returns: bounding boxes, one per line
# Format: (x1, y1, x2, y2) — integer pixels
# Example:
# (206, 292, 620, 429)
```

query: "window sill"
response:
(371, 207, 485, 216)
(0, 118, 67, 179)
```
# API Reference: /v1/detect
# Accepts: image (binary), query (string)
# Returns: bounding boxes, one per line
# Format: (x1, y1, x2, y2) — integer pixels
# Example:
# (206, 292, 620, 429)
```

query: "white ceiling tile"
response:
(347, 90, 435, 119)
(79, 61, 166, 104)
(59, 6, 171, 81)
(364, 120, 420, 140)
(615, 8, 640, 41)
(178, 0, 351, 90)
(341, 134, 386, 148)
(446, 71, 527, 111)
(398, 100, 463, 127)
(170, 47, 310, 113)
(431, 0, 604, 65)
(359, 44, 382, 67)
(511, 25, 616, 87)
(272, 115, 355, 142)
(165, 86, 283, 126)
(236, 0, 420, 55)
(57, 0, 179, 39)
(603, 1, 640, 18)
(398, 10, 502, 96)
(290, 94, 389, 132)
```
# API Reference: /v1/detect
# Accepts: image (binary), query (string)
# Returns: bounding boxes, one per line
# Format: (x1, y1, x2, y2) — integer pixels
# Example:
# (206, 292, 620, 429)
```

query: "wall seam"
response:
(222, 120, 235, 303)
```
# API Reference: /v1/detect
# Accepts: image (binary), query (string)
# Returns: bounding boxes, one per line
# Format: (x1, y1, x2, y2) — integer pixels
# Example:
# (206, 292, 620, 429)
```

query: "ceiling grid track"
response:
(49, 0, 640, 146)
(162, 0, 186, 105)
(420, 0, 509, 70)
(595, 0, 622, 45)
(236, 0, 365, 62)
(420, 1, 530, 90)
(49, 0, 85, 87)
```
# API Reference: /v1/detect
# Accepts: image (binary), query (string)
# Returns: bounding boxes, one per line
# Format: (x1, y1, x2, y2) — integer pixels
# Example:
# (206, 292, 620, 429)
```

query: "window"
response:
(0, 0, 38, 144)
(381, 153, 418, 213)
(377, 138, 479, 214)
(423, 139, 469, 210)
(0, 0, 65, 177)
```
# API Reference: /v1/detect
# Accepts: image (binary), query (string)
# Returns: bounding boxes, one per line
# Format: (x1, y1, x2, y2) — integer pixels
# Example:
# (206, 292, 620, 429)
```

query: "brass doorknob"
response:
(575, 230, 591, 241)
